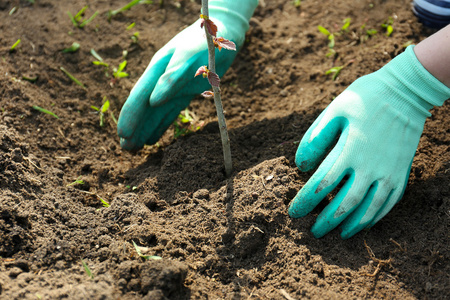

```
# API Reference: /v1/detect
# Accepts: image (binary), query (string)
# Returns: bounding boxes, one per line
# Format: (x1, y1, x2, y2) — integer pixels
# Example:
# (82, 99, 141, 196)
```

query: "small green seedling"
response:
(32, 105, 59, 119)
(325, 66, 344, 80)
(173, 109, 204, 139)
(132, 241, 162, 260)
(61, 42, 80, 53)
(60, 67, 86, 89)
(381, 17, 394, 36)
(318, 19, 352, 57)
(81, 259, 94, 279)
(126, 22, 136, 30)
(341, 18, 351, 32)
(91, 97, 111, 127)
(108, 0, 154, 20)
(113, 60, 129, 79)
(66, 176, 84, 187)
(68, 6, 99, 28)
(293, 0, 301, 7)
(317, 26, 336, 57)
(130, 32, 139, 44)
(10, 39, 21, 52)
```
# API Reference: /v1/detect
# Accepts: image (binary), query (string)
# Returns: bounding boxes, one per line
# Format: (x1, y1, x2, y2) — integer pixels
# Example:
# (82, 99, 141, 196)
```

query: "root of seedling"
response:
(363, 240, 393, 277)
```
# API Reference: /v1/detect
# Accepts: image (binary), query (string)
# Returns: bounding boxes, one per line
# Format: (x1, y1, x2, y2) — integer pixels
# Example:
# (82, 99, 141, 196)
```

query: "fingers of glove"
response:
(288, 136, 350, 219)
(150, 48, 237, 107)
(340, 182, 393, 239)
(366, 158, 412, 228)
(119, 96, 192, 151)
(117, 53, 173, 139)
(311, 172, 372, 238)
(295, 112, 347, 172)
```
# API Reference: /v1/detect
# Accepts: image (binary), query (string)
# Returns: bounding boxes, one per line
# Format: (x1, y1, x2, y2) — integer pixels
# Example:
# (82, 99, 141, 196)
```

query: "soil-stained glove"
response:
(117, 0, 258, 151)
(289, 46, 450, 239)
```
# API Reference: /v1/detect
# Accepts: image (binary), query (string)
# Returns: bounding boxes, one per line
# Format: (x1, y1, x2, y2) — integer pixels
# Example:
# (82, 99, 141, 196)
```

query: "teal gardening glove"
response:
(289, 46, 450, 239)
(117, 0, 258, 151)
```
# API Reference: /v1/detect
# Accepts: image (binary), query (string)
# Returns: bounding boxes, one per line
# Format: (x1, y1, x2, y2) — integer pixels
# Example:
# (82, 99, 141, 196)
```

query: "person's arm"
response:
(414, 24, 450, 87)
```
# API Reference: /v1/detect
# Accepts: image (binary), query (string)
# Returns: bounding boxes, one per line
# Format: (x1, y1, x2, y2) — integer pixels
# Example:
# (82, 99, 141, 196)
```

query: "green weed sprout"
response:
(381, 17, 394, 36)
(10, 39, 21, 52)
(108, 0, 154, 20)
(132, 241, 162, 260)
(113, 60, 129, 79)
(318, 19, 352, 57)
(61, 42, 80, 53)
(91, 97, 111, 127)
(81, 259, 94, 279)
(173, 109, 204, 139)
(325, 66, 344, 80)
(32, 105, 59, 119)
(130, 32, 140, 44)
(68, 6, 99, 28)
(60, 67, 86, 89)
(293, 0, 301, 7)
(66, 176, 84, 187)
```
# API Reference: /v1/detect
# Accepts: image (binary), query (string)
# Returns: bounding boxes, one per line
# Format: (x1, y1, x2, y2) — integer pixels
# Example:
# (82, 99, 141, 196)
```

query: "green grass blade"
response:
(90, 49, 103, 61)
(32, 105, 59, 119)
(61, 42, 80, 53)
(67, 11, 78, 26)
(60, 67, 86, 89)
(79, 11, 99, 28)
(10, 39, 21, 52)
(81, 259, 94, 279)
(74, 6, 88, 22)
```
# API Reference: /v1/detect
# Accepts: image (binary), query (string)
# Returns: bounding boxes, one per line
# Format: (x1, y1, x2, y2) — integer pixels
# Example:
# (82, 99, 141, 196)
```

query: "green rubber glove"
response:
(117, 0, 258, 151)
(288, 46, 450, 239)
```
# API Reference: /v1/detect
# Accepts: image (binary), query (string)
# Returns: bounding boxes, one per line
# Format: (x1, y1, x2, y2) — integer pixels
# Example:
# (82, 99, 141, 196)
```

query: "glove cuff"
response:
(374, 45, 450, 120)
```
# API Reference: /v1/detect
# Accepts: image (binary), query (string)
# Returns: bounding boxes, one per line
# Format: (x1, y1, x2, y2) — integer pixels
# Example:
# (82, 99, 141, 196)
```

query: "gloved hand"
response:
(288, 46, 450, 239)
(117, 0, 258, 151)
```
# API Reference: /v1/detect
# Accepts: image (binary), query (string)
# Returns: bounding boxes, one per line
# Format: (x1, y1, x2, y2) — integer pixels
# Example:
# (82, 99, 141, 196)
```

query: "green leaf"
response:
(61, 42, 80, 53)
(10, 39, 21, 52)
(90, 49, 103, 61)
(132, 241, 162, 261)
(318, 25, 330, 36)
(60, 67, 86, 89)
(117, 60, 127, 73)
(101, 99, 110, 113)
(32, 105, 59, 119)
(92, 61, 109, 67)
(81, 259, 94, 279)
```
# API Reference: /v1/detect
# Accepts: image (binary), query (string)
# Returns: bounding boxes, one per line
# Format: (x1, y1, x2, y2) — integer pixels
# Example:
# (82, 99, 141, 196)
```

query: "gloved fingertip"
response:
(120, 137, 143, 152)
(311, 222, 328, 239)
(287, 201, 310, 219)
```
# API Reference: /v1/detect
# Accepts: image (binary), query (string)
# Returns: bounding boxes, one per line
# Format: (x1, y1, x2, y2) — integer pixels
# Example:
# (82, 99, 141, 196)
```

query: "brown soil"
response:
(0, 0, 449, 299)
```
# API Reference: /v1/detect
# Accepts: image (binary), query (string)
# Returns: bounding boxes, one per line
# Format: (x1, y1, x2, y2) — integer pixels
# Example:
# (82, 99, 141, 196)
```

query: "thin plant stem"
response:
(201, 0, 232, 177)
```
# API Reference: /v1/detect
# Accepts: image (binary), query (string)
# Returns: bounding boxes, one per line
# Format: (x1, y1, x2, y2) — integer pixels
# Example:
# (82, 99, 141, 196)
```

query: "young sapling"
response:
(195, 0, 236, 176)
